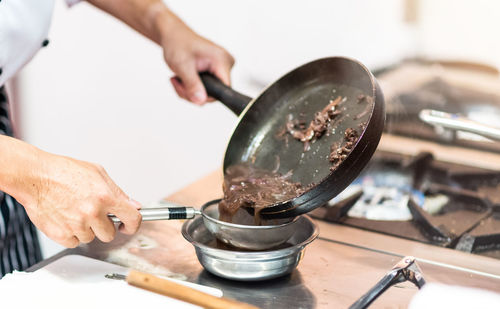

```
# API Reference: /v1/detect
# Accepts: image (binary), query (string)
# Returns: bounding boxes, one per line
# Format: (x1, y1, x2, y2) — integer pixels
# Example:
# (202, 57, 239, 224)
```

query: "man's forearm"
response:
(86, 0, 184, 45)
(0, 134, 143, 248)
(0, 135, 42, 206)
(87, 0, 235, 104)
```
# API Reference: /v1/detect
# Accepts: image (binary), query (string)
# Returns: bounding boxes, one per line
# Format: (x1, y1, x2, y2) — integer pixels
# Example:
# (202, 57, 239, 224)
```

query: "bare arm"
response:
(0, 1, 233, 248)
(0, 135, 40, 204)
(85, 0, 170, 44)
(0, 135, 141, 248)
(87, 0, 235, 104)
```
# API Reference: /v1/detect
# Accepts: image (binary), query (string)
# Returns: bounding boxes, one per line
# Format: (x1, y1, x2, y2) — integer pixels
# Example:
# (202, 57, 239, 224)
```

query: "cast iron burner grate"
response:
(455, 206, 500, 259)
(311, 151, 500, 260)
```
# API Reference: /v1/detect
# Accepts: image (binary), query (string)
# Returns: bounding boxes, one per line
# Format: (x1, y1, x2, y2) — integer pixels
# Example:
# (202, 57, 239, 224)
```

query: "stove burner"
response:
(311, 151, 500, 260)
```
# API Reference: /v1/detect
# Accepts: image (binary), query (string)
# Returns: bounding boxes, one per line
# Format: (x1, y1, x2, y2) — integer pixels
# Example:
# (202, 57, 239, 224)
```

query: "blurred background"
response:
(10, 0, 500, 256)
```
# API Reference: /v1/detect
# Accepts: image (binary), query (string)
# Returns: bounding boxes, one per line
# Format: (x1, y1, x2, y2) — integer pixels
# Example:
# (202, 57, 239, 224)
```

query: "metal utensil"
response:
(419, 109, 500, 141)
(182, 210, 319, 281)
(201, 56, 385, 219)
(109, 201, 199, 222)
(105, 270, 258, 309)
(109, 199, 300, 251)
(350, 256, 426, 309)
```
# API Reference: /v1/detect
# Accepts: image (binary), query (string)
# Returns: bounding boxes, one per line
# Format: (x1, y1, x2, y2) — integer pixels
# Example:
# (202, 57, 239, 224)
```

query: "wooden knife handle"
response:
(126, 269, 259, 309)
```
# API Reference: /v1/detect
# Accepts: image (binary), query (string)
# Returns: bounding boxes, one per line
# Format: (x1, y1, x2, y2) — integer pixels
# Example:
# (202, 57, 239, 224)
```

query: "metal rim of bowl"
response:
(181, 212, 319, 257)
(200, 199, 300, 230)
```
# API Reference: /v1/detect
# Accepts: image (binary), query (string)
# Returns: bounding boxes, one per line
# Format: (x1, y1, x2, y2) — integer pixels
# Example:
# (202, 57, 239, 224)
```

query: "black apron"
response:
(0, 87, 42, 278)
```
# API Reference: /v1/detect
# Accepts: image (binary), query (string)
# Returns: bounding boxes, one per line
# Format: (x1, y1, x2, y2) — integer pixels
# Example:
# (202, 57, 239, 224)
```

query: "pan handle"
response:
(108, 206, 200, 223)
(200, 72, 252, 115)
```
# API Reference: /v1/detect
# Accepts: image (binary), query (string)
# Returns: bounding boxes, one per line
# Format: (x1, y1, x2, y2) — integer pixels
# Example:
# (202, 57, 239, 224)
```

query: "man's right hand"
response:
(0, 135, 142, 248)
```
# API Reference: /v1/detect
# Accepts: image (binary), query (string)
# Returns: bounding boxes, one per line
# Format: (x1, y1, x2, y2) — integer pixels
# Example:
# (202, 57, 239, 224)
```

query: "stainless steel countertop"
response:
(31, 170, 500, 308)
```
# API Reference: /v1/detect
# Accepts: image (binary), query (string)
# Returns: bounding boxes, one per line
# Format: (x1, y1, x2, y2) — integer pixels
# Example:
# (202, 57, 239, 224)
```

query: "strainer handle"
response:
(108, 201, 200, 223)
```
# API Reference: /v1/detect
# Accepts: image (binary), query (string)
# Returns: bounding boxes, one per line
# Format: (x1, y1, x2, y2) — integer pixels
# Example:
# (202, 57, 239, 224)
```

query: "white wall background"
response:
(17, 0, 415, 257)
(418, 0, 500, 68)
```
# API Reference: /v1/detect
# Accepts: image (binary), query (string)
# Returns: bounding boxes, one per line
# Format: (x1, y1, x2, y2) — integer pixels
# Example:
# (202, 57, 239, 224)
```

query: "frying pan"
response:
(111, 57, 383, 248)
(201, 57, 385, 219)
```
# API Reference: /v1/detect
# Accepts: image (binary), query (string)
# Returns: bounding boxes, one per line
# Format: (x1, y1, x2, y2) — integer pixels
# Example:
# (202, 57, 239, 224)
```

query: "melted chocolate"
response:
(219, 164, 305, 225)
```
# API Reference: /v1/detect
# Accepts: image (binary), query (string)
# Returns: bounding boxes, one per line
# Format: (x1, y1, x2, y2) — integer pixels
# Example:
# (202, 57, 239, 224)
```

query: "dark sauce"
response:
(207, 238, 294, 252)
(219, 164, 306, 225)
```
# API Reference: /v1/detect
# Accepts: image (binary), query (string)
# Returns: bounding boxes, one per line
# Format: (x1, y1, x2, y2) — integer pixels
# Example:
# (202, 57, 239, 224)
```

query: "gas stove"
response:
(312, 60, 500, 261)
(312, 150, 500, 260)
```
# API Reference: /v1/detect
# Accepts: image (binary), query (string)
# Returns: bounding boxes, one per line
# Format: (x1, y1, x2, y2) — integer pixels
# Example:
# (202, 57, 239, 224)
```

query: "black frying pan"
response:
(200, 57, 385, 219)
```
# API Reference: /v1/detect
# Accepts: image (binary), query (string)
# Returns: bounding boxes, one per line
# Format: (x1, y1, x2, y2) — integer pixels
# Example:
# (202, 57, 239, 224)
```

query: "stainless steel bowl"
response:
(182, 214, 319, 281)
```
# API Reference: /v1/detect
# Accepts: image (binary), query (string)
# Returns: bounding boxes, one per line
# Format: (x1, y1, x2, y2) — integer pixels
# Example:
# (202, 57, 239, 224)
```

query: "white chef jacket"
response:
(0, 0, 80, 86)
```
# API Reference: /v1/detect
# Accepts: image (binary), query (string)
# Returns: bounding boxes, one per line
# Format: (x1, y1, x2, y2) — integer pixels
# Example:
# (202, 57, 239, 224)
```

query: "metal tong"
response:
(419, 109, 500, 141)
(349, 256, 426, 309)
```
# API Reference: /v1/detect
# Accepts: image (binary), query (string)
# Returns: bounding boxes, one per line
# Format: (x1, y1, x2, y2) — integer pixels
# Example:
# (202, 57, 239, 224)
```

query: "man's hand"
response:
(86, 0, 235, 105)
(157, 16, 235, 105)
(28, 153, 142, 248)
(0, 136, 142, 248)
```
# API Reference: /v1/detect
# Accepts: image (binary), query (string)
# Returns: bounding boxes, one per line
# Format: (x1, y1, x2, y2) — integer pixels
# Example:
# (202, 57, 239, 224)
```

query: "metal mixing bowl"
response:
(182, 214, 319, 281)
